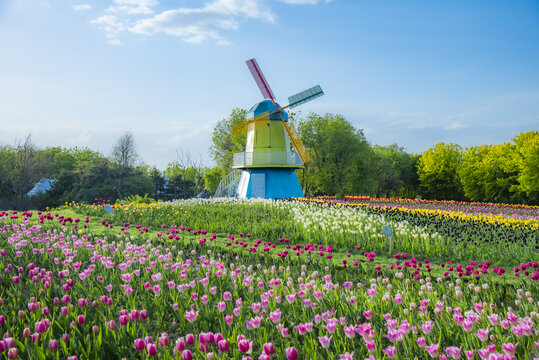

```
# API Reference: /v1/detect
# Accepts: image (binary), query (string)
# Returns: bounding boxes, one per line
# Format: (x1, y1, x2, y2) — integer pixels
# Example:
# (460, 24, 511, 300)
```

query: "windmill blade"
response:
(245, 58, 276, 100)
(282, 121, 311, 163)
(287, 85, 324, 109)
(231, 111, 271, 136)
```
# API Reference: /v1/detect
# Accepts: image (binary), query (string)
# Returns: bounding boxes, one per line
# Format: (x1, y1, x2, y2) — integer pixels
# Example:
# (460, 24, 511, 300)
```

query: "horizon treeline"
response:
(1, 112, 537, 209)
(210, 111, 538, 205)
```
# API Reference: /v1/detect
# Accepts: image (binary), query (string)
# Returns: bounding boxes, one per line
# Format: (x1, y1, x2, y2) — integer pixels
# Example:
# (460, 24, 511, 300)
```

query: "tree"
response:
(417, 142, 464, 200)
(76, 161, 117, 202)
(298, 113, 372, 196)
(122, 168, 155, 199)
(372, 144, 419, 198)
(111, 131, 138, 198)
(210, 108, 247, 173)
(111, 131, 138, 168)
(13, 134, 37, 201)
(459, 145, 490, 202)
(149, 167, 166, 199)
(0, 145, 17, 201)
(204, 167, 225, 194)
(513, 131, 539, 204)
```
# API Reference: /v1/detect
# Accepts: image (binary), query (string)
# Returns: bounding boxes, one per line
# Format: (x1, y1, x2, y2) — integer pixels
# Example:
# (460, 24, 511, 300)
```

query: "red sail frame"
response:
(245, 58, 275, 101)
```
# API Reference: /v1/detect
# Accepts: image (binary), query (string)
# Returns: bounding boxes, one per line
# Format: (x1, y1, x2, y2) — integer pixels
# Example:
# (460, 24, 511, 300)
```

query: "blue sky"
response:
(1, 0, 538, 170)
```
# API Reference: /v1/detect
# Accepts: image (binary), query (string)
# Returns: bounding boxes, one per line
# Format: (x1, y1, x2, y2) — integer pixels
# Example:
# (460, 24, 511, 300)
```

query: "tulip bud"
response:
(218, 340, 229, 352)
(8, 348, 18, 359)
(182, 350, 193, 360)
(286, 347, 298, 360)
(186, 333, 195, 346)
(49, 339, 59, 351)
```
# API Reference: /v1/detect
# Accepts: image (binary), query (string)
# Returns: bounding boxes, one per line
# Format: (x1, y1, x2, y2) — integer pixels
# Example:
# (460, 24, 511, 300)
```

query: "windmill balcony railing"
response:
(233, 151, 303, 168)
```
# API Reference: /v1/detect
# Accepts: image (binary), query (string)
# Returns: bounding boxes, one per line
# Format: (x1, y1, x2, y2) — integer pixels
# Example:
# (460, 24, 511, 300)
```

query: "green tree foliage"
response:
(204, 167, 225, 194)
(513, 131, 539, 203)
(417, 142, 465, 200)
(458, 131, 538, 204)
(210, 108, 247, 173)
(298, 113, 372, 196)
(459, 144, 490, 202)
(110, 131, 139, 197)
(372, 144, 419, 198)
(149, 167, 166, 199)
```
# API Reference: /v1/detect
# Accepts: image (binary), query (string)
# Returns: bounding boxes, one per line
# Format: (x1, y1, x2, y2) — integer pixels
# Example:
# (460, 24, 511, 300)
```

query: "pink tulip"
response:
(184, 310, 198, 323)
(425, 344, 440, 358)
(383, 346, 397, 359)
(421, 320, 434, 335)
(445, 346, 461, 359)
(35, 321, 47, 334)
(49, 339, 58, 351)
(175, 337, 186, 352)
(363, 309, 372, 319)
(238, 338, 252, 354)
(501, 342, 518, 356)
(263, 342, 274, 355)
(182, 350, 193, 360)
(365, 339, 376, 353)
(134, 338, 146, 351)
(8, 348, 17, 359)
(119, 315, 129, 325)
(218, 340, 229, 352)
(475, 328, 489, 342)
(158, 333, 169, 347)
(318, 335, 332, 349)
(285, 347, 298, 360)
(146, 343, 157, 356)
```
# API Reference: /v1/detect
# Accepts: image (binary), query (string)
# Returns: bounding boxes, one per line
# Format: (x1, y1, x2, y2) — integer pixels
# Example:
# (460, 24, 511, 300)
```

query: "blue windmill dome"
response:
(247, 100, 288, 122)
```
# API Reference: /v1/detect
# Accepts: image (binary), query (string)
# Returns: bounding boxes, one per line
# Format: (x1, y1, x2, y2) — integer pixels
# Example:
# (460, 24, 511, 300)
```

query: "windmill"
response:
(229, 58, 324, 199)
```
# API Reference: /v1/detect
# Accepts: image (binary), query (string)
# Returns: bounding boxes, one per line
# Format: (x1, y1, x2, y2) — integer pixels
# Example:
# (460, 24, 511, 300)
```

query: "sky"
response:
(1, 0, 538, 170)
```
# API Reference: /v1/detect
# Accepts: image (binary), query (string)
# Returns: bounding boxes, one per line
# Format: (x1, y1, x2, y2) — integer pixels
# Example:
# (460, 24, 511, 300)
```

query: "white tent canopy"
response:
(27, 178, 55, 197)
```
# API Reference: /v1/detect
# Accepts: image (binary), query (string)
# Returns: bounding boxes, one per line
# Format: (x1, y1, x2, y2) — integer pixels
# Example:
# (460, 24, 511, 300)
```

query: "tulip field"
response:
(0, 198, 538, 360)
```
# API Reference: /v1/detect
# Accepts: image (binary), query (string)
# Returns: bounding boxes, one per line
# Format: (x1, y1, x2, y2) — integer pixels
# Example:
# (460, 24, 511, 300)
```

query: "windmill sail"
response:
(246, 58, 275, 100)
(231, 111, 271, 136)
(288, 85, 324, 109)
(282, 121, 311, 163)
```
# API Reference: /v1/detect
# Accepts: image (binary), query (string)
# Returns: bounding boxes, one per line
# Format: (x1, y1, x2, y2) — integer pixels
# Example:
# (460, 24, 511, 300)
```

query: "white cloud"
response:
(73, 4, 92, 11)
(129, 0, 274, 44)
(442, 120, 467, 131)
(278, 0, 318, 4)
(217, 39, 233, 46)
(106, 0, 158, 15)
(89, 0, 332, 45)
(278, 0, 334, 4)
(90, 15, 126, 44)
